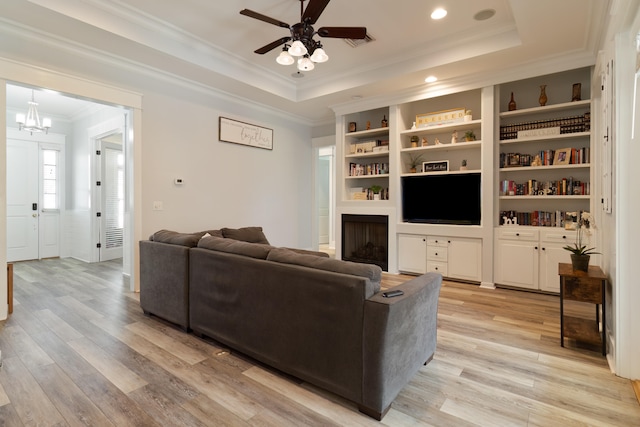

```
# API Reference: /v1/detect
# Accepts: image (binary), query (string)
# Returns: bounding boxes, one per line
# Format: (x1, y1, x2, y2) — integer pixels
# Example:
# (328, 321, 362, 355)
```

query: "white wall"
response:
(139, 91, 312, 248)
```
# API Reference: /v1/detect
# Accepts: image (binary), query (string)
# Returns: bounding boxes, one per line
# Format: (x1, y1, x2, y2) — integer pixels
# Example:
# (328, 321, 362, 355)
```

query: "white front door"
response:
(7, 132, 65, 262)
(7, 138, 39, 261)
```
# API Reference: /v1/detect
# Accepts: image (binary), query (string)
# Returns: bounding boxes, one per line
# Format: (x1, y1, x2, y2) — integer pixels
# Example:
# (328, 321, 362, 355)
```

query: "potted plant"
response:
(407, 153, 423, 173)
(370, 185, 383, 200)
(563, 211, 599, 271)
(410, 135, 419, 148)
(464, 130, 476, 141)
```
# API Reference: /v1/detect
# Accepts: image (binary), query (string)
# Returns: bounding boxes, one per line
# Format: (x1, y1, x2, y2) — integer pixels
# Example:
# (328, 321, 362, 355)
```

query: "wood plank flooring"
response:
(1, 258, 639, 426)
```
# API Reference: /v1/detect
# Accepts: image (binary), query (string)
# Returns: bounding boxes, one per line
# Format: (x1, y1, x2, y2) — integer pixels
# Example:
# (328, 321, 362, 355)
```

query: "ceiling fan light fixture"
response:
(288, 40, 308, 56)
(431, 8, 447, 20)
(298, 56, 315, 71)
(310, 47, 328, 63)
(276, 46, 295, 65)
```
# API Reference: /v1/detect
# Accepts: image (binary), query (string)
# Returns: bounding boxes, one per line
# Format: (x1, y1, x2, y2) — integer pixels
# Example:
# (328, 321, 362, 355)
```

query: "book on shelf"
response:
(500, 147, 589, 168)
(499, 112, 590, 140)
(500, 178, 590, 196)
(349, 162, 388, 176)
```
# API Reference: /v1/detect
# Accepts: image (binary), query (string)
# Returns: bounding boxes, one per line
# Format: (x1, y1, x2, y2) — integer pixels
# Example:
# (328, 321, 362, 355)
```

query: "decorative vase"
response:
(373, 193, 380, 201)
(508, 92, 516, 111)
(539, 85, 548, 106)
(570, 254, 590, 272)
(410, 167, 417, 173)
(572, 83, 581, 101)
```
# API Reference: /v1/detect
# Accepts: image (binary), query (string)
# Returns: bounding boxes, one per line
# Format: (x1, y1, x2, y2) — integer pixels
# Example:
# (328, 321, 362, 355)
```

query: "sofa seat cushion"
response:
(151, 229, 205, 247)
(198, 236, 272, 259)
(221, 226, 270, 244)
(267, 248, 382, 290)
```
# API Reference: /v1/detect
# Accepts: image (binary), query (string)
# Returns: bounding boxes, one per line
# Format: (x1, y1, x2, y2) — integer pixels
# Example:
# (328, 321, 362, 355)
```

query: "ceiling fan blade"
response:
(302, 0, 331, 24)
(240, 9, 290, 29)
(317, 27, 367, 39)
(254, 37, 292, 54)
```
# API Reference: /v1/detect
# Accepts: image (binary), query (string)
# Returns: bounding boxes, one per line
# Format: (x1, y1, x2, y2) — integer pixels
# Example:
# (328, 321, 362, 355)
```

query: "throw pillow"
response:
(198, 236, 273, 259)
(221, 226, 270, 245)
(151, 229, 205, 247)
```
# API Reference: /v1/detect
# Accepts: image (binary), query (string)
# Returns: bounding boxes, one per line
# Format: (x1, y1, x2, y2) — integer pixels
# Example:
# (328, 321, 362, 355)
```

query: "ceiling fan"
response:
(240, 0, 367, 71)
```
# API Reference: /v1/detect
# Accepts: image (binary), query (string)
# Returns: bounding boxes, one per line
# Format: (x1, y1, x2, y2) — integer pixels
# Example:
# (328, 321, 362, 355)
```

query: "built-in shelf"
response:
(500, 163, 590, 172)
(500, 131, 590, 145)
(345, 174, 390, 180)
(401, 170, 481, 177)
(499, 195, 590, 200)
(345, 127, 389, 138)
(345, 151, 390, 159)
(401, 140, 481, 153)
(400, 119, 481, 135)
(499, 99, 591, 118)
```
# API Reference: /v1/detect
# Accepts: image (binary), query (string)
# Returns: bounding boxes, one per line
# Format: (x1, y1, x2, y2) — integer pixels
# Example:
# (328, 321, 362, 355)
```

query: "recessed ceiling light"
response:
(431, 8, 447, 20)
(474, 9, 496, 21)
(425, 76, 438, 83)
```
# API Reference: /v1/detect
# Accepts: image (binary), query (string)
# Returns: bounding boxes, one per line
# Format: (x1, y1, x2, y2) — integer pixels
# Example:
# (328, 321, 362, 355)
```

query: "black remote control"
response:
(382, 290, 404, 298)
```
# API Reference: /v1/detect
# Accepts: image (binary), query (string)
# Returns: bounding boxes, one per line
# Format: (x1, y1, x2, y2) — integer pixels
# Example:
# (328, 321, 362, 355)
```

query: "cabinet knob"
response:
(516, 233, 520, 236)
(448, 240, 451, 244)
(542, 247, 546, 251)
(435, 252, 438, 256)
(562, 235, 567, 239)
(422, 238, 426, 242)
(535, 246, 538, 250)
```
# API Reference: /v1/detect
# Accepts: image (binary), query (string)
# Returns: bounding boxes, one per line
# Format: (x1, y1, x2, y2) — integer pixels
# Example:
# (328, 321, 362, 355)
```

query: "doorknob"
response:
(32, 213, 38, 218)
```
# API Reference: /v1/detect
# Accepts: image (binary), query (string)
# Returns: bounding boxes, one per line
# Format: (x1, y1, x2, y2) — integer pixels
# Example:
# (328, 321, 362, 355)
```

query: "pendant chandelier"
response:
(16, 90, 52, 135)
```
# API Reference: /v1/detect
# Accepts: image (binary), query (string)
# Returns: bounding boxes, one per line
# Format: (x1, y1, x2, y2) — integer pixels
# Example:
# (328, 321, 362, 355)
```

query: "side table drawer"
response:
(562, 277, 602, 304)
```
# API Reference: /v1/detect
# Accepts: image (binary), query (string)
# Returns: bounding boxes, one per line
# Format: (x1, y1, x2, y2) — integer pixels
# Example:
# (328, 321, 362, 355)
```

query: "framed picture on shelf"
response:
(553, 147, 571, 165)
(422, 160, 449, 172)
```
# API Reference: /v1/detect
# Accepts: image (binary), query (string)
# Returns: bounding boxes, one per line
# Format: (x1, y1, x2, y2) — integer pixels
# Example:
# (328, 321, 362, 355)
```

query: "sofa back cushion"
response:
(198, 235, 272, 259)
(221, 226, 270, 244)
(267, 248, 382, 291)
(151, 229, 205, 247)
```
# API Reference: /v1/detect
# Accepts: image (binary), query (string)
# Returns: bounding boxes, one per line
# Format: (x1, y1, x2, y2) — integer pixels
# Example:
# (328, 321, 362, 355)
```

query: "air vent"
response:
(343, 33, 375, 48)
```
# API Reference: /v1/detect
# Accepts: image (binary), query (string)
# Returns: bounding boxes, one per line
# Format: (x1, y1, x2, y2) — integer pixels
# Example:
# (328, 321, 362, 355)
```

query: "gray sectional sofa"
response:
(139, 227, 442, 420)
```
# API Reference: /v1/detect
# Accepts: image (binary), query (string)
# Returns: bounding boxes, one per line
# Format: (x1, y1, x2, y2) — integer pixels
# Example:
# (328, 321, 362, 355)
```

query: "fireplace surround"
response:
(341, 214, 388, 271)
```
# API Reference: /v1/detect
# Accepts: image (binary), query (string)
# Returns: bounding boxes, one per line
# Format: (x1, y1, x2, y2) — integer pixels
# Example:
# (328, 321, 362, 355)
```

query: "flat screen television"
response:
(401, 173, 481, 225)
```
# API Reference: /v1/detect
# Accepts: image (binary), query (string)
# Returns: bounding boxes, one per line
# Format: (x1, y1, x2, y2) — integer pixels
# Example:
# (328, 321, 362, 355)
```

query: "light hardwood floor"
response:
(1, 258, 639, 426)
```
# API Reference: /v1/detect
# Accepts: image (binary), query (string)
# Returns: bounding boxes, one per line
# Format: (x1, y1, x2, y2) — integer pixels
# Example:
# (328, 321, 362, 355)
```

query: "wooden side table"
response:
(558, 263, 606, 355)
(7, 263, 13, 314)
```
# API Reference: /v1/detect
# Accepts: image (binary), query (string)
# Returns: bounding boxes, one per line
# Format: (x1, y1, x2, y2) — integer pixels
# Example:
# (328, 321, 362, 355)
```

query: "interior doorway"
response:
(98, 135, 124, 261)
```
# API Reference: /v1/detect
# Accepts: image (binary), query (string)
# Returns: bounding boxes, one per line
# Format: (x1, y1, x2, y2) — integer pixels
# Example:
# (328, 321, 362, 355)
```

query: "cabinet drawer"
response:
(540, 229, 573, 243)
(427, 261, 448, 276)
(497, 228, 539, 242)
(427, 237, 449, 247)
(427, 246, 448, 261)
(562, 277, 603, 304)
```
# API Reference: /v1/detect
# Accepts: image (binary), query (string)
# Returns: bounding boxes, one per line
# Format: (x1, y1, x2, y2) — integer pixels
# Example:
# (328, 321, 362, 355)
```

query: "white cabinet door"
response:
(449, 238, 482, 282)
(398, 234, 427, 274)
(539, 244, 572, 293)
(494, 239, 539, 290)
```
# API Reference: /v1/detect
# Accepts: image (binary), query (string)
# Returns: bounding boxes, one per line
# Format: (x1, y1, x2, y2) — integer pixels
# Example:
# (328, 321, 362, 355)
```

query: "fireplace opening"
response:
(341, 214, 388, 271)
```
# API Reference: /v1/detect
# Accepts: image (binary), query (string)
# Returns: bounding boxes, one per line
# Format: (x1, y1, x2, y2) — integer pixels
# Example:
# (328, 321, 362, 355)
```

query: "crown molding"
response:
(0, 20, 315, 127)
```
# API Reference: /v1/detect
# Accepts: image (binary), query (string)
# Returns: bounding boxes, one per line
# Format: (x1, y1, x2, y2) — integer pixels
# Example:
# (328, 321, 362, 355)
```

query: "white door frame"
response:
(88, 115, 126, 263)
